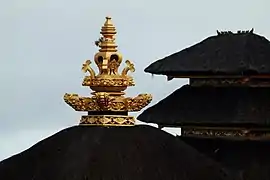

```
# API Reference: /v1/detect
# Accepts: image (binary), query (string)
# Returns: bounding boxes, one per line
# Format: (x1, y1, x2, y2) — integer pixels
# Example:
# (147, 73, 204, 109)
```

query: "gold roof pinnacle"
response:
(64, 17, 152, 126)
(96, 16, 118, 53)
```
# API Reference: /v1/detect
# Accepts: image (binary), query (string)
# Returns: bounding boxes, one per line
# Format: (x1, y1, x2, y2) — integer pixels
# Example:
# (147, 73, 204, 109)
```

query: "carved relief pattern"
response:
(126, 94, 153, 111)
(80, 115, 135, 126)
(64, 93, 99, 111)
(108, 59, 120, 75)
(82, 76, 135, 87)
(182, 127, 270, 139)
(64, 93, 152, 112)
(190, 78, 270, 87)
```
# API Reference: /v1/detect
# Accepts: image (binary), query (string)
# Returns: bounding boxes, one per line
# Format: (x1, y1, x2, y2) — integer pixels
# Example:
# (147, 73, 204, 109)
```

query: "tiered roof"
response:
(139, 30, 270, 180)
(139, 30, 270, 139)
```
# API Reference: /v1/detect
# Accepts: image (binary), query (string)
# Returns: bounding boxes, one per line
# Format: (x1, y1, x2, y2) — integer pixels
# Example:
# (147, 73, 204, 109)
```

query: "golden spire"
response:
(63, 17, 152, 126)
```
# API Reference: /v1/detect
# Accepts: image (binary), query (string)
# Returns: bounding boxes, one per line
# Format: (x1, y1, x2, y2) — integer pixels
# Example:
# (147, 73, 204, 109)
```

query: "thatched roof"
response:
(145, 31, 270, 76)
(179, 136, 270, 180)
(137, 85, 270, 126)
(0, 125, 235, 180)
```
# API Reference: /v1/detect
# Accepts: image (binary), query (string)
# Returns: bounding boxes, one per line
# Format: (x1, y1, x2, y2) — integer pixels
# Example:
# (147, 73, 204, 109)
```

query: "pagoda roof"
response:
(0, 125, 234, 180)
(144, 31, 270, 77)
(137, 85, 270, 126)
(179, 136, 270, 180)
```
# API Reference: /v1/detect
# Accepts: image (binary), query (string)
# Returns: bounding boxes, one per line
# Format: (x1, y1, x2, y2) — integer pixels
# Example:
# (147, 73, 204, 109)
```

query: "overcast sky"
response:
(0, 0, 269, 161)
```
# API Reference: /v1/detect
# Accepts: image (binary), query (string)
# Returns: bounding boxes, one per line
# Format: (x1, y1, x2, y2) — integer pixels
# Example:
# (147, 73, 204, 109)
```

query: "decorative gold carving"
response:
(82, 60, 96, 79)
(126, 94, 153, 111)
(81, 17, 136, 92)
(182, 126, 270, 140)
(190, 78, 270, 87)
(64, 93, 152, 112)
(63, 17, 152, 126)
(82, 76, 134, 87)
(122, 60, 135, 76)
(80, 115, 135, 126)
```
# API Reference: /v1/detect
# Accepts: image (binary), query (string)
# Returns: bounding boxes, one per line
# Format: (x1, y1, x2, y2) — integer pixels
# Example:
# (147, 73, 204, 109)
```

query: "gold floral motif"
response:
(64, 93, 99, 111)
(121, 60, 135, 76)
(126, 94, 153, 111)
(82, 76, 135, 87)
(108, 59, 120, 75)
(82, 60, 95, 79)
(64, 93, 152, 112)
(80, 115, 135, 126)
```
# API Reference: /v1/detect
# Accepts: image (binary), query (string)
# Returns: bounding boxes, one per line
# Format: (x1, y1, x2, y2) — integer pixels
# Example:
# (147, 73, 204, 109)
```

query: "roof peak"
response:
(216, 28, 254, 36)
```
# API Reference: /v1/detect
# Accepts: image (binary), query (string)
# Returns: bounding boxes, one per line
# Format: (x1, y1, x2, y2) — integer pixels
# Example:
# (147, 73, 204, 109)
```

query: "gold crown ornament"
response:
(64, 17, 152, 126)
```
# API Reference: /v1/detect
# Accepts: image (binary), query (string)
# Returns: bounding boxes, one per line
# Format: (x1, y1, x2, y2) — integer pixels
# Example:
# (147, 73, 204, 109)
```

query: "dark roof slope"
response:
(137, 85, 270, 126)
(145, 32, 270, 76)
(179, 136, 270, 180)
(0, 125, 234, 180)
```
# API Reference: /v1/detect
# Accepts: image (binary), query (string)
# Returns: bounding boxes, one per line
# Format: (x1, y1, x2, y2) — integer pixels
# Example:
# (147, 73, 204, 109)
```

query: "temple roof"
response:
(137, 85, 270, 126)
(144, 30, 270, 77)
(0, 125, 234, 180)
(0, 16, 235, 180)
(179, 136, 270, 180)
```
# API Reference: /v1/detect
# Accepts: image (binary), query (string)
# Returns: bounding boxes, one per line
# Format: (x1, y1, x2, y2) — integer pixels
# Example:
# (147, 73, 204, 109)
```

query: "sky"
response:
(0, 0, 269, 161)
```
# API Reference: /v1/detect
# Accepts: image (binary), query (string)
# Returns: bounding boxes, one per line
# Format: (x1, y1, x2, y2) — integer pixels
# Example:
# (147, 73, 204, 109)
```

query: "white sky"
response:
(0, 0, 269, 161)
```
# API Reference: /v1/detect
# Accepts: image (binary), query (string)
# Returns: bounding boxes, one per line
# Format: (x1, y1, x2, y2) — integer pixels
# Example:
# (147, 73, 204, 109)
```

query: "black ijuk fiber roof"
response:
(145, 31, 270, 77)
(179, 136, 270, 180)
(0, 125, 234, 180)
(137, 85, 270, 126)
